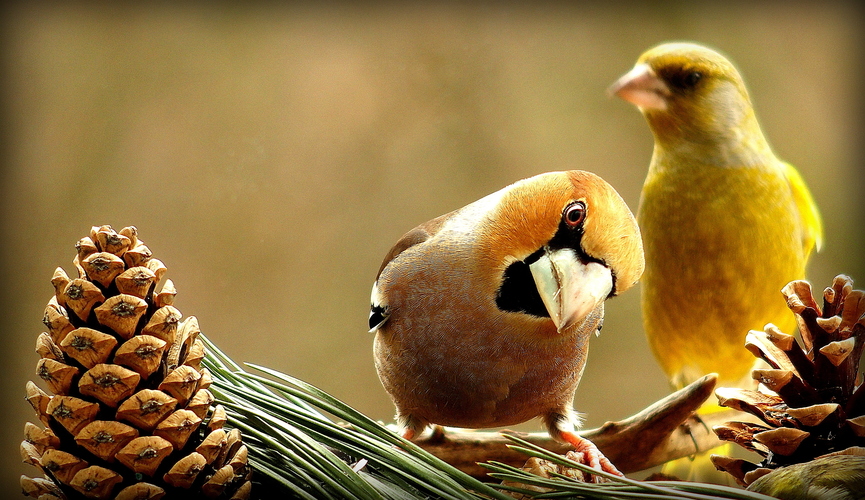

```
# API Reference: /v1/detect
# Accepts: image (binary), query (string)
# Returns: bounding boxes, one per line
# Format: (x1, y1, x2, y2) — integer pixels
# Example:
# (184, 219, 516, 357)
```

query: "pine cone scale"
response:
(712, 275, 865, 488)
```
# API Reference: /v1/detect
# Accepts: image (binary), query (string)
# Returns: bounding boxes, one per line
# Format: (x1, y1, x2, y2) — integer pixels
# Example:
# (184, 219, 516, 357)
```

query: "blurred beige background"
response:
(2, 2, 862, 494)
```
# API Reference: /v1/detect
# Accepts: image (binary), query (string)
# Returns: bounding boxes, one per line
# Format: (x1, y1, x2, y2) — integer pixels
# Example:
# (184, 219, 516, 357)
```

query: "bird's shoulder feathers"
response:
(374, 210, 456, 280)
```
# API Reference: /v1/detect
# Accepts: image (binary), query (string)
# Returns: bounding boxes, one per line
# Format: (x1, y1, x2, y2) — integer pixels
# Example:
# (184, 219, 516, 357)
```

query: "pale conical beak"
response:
(608, 63, 670, 111)
(528, 248, 613, 333)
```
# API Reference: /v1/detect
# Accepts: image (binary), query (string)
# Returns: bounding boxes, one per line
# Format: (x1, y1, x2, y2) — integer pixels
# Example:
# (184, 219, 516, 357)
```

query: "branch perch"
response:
(412, 374, 738, 477)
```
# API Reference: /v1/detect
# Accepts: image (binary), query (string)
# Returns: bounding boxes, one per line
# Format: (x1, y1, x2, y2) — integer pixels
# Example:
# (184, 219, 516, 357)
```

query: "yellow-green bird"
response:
(748, 456, 865, 500)
(610, 42, 823, 480)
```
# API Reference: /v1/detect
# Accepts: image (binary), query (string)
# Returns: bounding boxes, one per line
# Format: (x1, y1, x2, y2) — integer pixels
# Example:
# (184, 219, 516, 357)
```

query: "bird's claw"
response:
(561, 432, 623, 482)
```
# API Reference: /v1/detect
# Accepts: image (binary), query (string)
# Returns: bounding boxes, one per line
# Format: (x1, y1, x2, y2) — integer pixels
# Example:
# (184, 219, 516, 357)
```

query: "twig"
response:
(412, 374, 738, 477)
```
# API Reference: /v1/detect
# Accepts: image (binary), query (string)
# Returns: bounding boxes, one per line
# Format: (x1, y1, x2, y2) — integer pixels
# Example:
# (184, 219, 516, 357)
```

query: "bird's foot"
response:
(560, 431, 623, 483)
(401, 424, 446, 443)
(388, 428, 416, 455)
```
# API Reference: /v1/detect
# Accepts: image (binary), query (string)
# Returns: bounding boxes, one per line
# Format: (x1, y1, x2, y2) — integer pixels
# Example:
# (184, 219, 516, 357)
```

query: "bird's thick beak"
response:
(608, 63, 670, 111)
(529, 248, 612, 333)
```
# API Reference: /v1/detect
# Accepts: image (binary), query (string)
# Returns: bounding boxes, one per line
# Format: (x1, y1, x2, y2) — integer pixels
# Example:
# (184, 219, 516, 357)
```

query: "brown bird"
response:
(369, 170, 644, 477)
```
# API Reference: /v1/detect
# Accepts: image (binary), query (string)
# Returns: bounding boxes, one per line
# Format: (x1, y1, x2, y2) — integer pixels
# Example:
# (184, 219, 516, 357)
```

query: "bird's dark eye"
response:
(563, 201, 586, 228)
(685, 71, 702, 87)
(665, 69, 703, 91)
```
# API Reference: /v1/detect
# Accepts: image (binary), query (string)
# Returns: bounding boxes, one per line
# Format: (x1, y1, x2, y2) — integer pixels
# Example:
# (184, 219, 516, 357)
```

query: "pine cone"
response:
(20, 225, 251, 500)
(710, 275, 865, 487)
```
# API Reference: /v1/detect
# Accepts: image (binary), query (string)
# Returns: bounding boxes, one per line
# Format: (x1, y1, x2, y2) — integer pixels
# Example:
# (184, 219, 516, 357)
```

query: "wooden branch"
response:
(413, 374, 742, 477)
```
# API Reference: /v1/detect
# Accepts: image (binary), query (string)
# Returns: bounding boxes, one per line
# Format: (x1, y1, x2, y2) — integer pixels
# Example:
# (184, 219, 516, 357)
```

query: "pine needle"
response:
(201, 335, 778, 500)
(201, 334, 509, 500)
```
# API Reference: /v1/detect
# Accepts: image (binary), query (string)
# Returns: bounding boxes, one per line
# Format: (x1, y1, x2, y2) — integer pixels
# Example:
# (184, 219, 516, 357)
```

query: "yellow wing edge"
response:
(784, 162, 824, 255)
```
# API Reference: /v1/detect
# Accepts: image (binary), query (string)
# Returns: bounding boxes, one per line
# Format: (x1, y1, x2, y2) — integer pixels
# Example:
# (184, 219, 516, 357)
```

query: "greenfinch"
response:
(610, 42, 823, 480)
(370, 170, 644, 478)
(747, 455, 865, 500)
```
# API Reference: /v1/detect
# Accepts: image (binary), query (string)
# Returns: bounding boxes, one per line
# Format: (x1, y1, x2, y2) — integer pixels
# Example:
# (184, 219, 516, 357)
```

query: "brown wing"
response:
(374, 210, 456, 280)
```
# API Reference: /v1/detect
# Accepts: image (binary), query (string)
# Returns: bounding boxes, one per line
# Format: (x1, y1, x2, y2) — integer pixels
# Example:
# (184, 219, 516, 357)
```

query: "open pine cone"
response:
(710, 275, 865, 487)
(20, 225, 251, 500)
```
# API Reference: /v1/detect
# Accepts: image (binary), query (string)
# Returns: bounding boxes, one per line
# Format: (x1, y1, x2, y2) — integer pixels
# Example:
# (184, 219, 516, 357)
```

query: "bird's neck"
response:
(648, 113, 775, 170)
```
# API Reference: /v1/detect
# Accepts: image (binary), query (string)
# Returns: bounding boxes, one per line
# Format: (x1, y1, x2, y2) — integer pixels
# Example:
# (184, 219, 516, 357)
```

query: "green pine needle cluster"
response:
(202, 335, 508, 500)
(202, 335, 777, 500)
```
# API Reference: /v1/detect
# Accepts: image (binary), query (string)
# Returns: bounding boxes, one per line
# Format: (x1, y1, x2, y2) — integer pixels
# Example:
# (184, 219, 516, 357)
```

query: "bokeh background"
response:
(2, 2, 862, 494)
